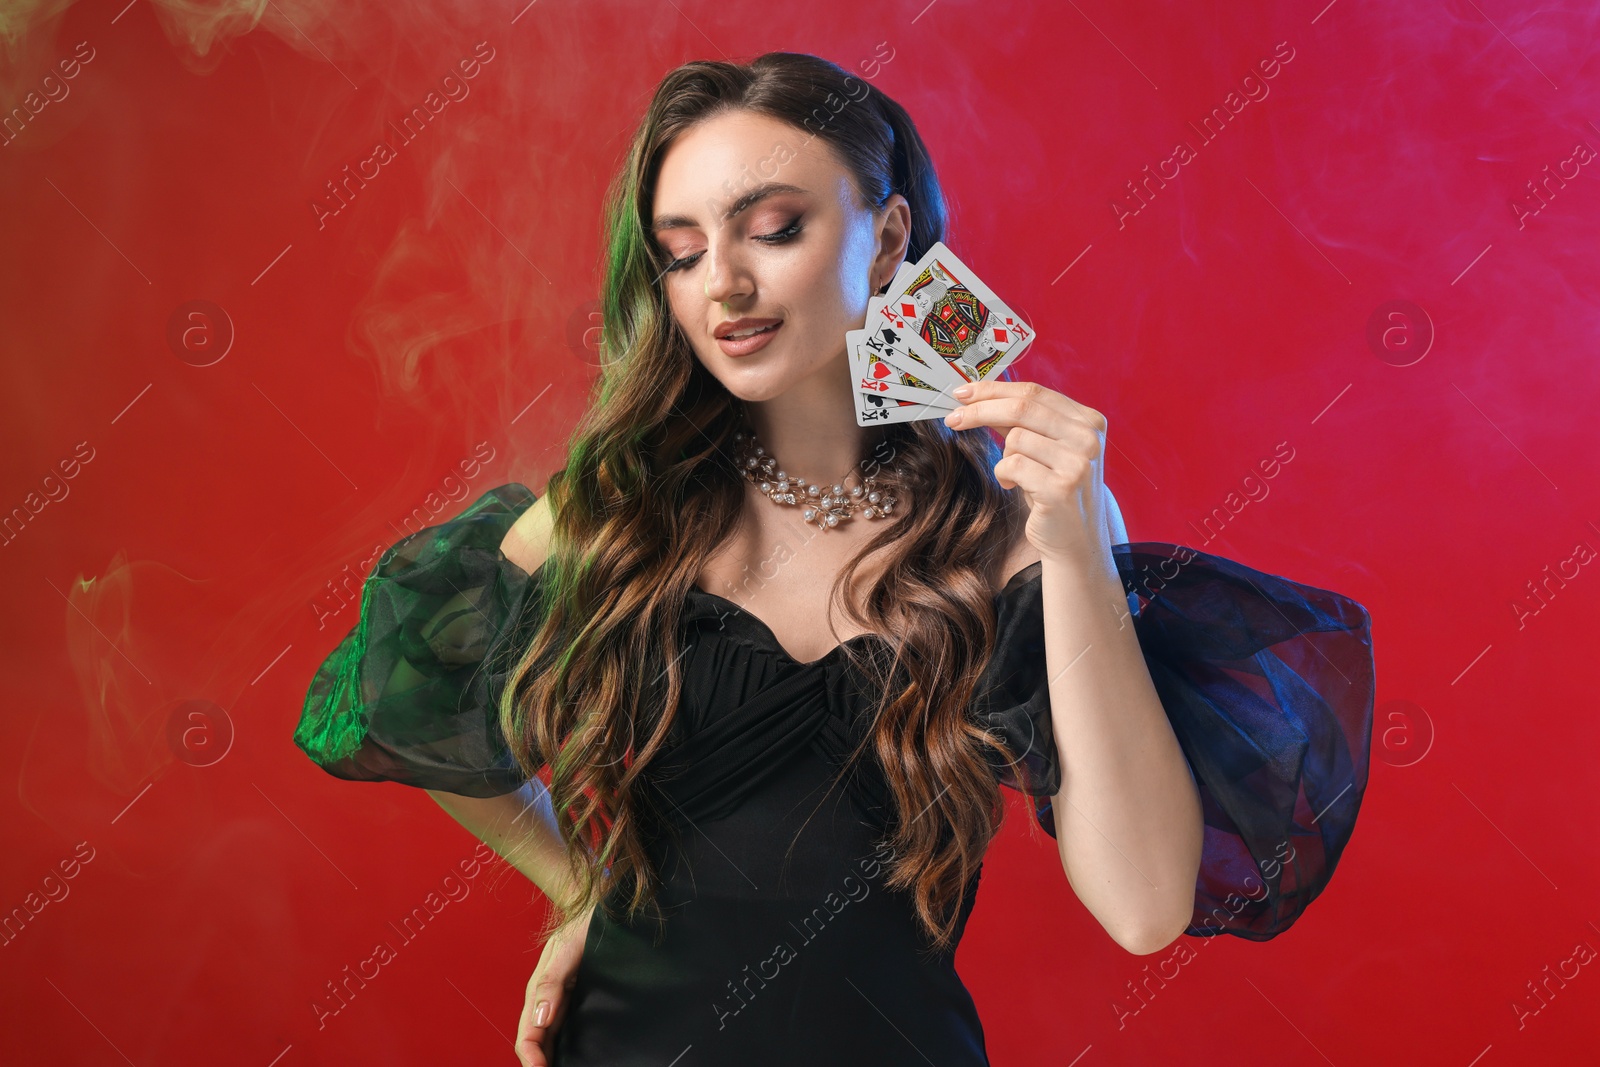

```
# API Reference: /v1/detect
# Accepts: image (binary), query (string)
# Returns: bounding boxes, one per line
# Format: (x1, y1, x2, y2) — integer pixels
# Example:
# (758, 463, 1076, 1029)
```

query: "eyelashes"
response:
(663, 217, 804, 274)
(756, 217, 804, 245)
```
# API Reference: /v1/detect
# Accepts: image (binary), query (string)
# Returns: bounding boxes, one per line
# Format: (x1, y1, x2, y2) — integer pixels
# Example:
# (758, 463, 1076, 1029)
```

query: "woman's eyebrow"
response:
(651, 182, 809, 232)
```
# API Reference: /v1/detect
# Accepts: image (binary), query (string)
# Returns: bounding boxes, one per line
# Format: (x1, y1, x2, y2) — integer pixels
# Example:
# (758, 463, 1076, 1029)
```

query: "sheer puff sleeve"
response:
(973, 543, 1375, 940)
(293, 483, 546, 798)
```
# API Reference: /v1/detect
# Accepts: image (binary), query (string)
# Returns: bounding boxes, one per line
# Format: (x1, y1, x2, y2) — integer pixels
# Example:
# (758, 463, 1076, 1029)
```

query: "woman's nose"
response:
(702, 246, 752, 306)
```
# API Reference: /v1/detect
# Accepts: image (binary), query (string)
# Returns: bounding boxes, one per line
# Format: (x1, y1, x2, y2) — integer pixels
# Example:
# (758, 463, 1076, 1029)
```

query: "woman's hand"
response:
(515, 904, 594, 1067)
(943, 379, 1112, 573)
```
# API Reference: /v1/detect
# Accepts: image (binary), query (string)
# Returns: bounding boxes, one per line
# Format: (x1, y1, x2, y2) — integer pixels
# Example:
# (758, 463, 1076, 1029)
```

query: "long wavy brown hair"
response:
(500, 51, 1035, 955)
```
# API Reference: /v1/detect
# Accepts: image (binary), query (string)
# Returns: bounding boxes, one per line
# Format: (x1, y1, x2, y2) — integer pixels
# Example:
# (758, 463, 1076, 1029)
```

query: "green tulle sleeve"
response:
(292, 483, 545, 797)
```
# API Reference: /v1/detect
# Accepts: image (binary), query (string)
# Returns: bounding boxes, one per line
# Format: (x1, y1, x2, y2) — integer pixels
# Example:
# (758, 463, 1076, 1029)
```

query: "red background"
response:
(3, 1, 1597, 1064)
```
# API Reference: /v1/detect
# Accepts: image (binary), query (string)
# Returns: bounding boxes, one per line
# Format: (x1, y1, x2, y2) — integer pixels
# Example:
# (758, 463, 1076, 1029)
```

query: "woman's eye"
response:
(755, 218, 803, 244)
(662, 219, 802, 274)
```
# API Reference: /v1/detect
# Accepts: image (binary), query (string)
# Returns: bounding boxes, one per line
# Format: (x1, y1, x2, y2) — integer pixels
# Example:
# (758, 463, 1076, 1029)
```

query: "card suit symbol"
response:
(871, 362, 891, 381)
(898, 301, 917, 317)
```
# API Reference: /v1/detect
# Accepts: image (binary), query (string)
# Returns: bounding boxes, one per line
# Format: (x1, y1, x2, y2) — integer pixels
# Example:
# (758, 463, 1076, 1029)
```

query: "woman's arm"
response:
(948, 380, 1203, 955)
(1037, 534, 1203, 956)
(1003, 483, 1201, 954)
(427, 782, 577, 900)
(1044, 479, 1202, 956)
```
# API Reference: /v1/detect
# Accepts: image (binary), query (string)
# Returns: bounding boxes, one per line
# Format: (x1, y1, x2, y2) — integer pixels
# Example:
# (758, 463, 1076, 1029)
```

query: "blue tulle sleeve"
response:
(292, 483, 545, 798)
(974, 543, 1375, 940)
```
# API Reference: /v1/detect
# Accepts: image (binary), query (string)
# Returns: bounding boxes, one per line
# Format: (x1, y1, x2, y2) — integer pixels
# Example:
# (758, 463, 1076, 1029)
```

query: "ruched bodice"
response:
(293, 483, 1376, 1065)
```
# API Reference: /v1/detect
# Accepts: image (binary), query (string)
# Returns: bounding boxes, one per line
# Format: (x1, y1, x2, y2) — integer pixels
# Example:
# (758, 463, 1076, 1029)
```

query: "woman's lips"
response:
(717, 321, 782, 357)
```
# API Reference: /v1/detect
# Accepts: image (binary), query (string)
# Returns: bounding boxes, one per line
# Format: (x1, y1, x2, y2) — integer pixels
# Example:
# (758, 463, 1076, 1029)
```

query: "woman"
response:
(293, 52, 1374, 1066)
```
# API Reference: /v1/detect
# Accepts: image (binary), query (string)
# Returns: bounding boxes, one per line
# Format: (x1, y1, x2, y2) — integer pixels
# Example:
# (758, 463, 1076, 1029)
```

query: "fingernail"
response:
(952, 384, 973, 398)
(943, 409, 961, 426)
(534, 1000, 550, 1027)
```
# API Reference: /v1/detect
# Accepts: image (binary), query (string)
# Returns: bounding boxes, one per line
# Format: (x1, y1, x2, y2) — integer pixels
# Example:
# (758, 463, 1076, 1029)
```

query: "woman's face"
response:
(651, 109, 908, 402)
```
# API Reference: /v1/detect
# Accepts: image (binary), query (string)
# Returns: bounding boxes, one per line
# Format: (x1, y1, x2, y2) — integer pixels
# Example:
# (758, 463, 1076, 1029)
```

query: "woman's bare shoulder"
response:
(997, 494, 1042, 590)
(499, 491, 555, 574)
(997, 530, 1042, 590)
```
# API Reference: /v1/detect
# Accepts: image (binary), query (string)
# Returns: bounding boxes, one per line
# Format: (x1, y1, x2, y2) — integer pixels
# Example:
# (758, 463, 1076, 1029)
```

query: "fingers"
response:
(514, 951, 568, 1065)
(986, 426, 1067, 488)
(944, 379, 1106, 436)
(515, 970, 560, 1067)
(995, 447, 1065, 494)
(514, 909, 595, 1066)
(517, 972, 581, 1066)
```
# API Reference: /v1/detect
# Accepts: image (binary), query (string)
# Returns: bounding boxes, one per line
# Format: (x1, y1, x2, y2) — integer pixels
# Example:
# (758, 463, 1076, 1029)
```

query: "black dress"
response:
(293, 483, 1375, 1066)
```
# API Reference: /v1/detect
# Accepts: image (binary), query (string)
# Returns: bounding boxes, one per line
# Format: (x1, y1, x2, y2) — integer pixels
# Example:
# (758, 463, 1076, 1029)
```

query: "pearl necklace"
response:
(732, 427, 902, 531)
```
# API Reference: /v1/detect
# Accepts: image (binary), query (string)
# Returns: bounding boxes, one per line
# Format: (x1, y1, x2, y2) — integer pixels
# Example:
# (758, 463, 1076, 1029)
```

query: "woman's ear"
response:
(873, 193, 912, 287)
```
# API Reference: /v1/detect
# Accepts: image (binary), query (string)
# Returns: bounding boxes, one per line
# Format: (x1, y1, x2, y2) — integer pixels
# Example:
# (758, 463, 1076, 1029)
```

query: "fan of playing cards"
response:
(848, 241, 1035, 426)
